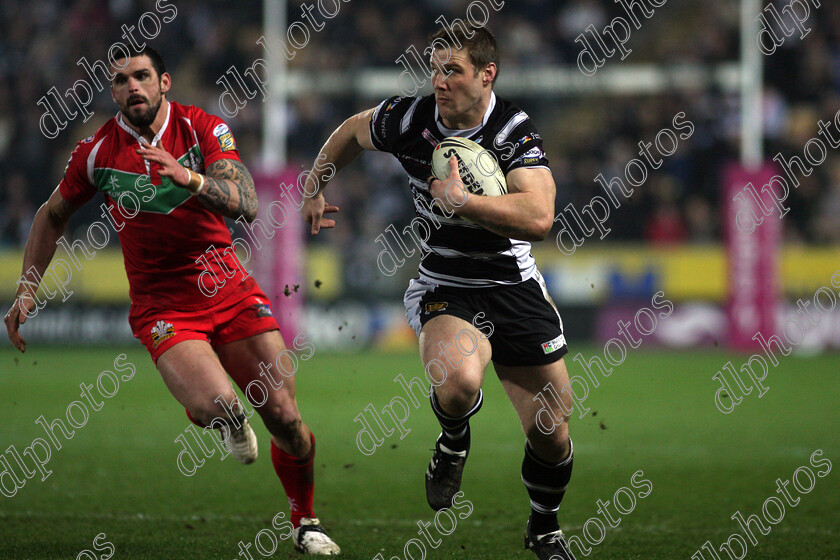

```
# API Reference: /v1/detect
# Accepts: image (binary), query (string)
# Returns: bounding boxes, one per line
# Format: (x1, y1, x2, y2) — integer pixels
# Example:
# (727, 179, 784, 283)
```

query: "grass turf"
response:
(0, 345, 838, 559)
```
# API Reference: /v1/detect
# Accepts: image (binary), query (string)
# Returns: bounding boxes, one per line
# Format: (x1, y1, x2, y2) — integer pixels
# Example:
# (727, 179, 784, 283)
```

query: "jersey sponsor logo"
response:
(517, 132, 540, 146)
(541, 334, 566, 354)
(424, 302, 448, 314)
(386, 97, 402, 111)
(514, 147, 544, 166)
(379, 113, 391, 141)
(396, 153, 430, 166)
(212, 123, 230, 137)
(150, 320, 176, 348)
(98, 165, 192, 214)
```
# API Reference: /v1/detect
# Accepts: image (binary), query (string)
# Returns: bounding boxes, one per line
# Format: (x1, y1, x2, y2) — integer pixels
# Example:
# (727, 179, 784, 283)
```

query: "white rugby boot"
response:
(293, 517, 341, 555)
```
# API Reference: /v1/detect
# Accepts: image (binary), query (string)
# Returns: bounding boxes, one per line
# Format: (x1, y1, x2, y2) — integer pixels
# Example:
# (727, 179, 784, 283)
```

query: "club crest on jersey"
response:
(253, 298, 273, 318)
(541, 334, 566, 354)
(422, 129, 438, 146)
(187, 149, 201, 172)
(424, 302, 448, 314)
(151, 320, 176, 348)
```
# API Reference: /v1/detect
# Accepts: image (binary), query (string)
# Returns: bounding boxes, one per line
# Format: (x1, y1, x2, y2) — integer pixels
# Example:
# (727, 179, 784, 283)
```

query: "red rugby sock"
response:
(270, 432, 316, 528)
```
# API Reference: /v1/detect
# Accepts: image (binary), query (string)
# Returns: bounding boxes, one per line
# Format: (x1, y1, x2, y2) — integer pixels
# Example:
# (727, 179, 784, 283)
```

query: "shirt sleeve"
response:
(368, 96, 416, 153)
(58, 138, 98, 206)
(193, 108, 242, 170)
(498, 118, 550, 175)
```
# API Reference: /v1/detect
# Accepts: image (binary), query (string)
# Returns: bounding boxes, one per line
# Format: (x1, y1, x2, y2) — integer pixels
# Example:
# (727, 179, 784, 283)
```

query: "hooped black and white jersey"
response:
(369, 92, 550, 288)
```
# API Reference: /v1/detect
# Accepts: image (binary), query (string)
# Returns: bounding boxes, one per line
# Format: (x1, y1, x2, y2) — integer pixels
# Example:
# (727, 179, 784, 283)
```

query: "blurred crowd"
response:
(2, 0, 840, 251)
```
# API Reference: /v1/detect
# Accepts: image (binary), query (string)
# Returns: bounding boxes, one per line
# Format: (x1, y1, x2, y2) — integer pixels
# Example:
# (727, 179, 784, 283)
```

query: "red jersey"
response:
(59, 101, 245, 309)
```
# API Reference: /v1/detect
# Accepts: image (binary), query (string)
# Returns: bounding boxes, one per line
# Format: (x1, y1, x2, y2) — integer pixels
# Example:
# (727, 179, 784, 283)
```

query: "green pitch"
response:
(0, 345, 837, 559)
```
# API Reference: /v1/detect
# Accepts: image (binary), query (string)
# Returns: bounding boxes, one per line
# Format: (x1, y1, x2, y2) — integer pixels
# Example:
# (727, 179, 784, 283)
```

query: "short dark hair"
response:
(429, 24, 499, 85)
(111, 45, 167, 81)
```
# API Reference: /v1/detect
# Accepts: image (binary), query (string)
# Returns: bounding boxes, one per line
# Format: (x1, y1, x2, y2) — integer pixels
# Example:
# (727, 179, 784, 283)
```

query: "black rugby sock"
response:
(522, 439, 574, 535)
(430, 389, 483, 454)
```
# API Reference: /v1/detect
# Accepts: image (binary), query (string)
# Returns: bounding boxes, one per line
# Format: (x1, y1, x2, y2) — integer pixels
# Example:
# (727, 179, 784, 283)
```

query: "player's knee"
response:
(190, 407, 221, 427)
(190, 396, 237, 426)
(527, 423, 570, 458)
(525, 413, 569, 449)
(269, 416, 308, 455)
(435, 372, 482, 415)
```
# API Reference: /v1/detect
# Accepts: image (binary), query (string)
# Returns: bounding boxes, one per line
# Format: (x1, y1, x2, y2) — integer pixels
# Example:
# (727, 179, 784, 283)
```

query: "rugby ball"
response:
(432, 137, 507, 197)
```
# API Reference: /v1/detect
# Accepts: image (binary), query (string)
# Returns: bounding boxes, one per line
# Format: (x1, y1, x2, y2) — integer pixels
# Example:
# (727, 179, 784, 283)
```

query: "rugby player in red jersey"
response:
(4, 47, 339, 555)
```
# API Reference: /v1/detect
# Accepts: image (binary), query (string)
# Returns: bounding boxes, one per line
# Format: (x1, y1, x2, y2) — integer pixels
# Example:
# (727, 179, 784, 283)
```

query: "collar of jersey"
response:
(435, 91, 496, 139)
(116, 100, 172, 147)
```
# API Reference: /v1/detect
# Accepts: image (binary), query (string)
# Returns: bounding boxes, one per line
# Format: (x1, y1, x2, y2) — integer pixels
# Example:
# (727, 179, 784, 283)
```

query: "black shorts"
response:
(403, 273, 568, 367)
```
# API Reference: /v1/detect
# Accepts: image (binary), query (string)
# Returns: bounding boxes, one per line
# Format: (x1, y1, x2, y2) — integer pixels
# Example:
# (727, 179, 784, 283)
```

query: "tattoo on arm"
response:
(230, 160, 257, 218)
(198, 159, 257, 219)
(198, 176, 231, 212)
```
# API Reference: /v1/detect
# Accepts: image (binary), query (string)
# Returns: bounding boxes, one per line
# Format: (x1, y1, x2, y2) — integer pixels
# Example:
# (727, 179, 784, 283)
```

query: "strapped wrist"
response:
(186, 169, 205, 195)
(16, 279, 39, 299)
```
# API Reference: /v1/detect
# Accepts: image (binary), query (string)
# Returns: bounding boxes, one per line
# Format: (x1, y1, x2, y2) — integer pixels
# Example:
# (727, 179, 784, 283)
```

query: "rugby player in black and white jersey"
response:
(301, 25, 576, 560)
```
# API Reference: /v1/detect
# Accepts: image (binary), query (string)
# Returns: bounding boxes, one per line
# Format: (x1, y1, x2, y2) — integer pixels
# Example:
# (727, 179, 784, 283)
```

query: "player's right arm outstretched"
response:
(301, 108, 376, 235)
(4, 188, 82, 352)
